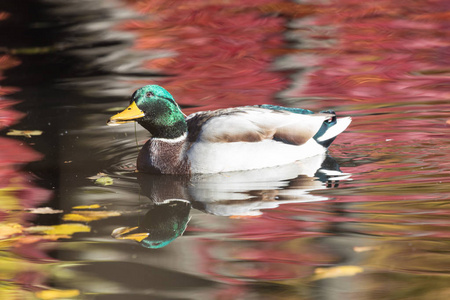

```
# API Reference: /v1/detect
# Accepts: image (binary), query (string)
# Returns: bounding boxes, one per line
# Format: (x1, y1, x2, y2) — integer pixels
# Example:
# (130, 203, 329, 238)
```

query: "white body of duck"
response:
(108, 85, 351, 175)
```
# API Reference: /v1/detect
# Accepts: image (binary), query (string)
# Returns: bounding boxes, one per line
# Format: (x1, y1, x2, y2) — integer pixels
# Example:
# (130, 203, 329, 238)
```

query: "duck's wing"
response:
(186, 106, 334, 145)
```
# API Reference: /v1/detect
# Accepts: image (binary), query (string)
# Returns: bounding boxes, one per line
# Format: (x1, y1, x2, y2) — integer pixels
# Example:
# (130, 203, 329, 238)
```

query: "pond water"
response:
(1, 0, 449, 299)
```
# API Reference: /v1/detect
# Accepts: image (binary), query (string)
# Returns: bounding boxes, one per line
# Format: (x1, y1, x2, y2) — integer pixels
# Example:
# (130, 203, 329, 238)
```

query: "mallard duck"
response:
(107, 85, 351, 174)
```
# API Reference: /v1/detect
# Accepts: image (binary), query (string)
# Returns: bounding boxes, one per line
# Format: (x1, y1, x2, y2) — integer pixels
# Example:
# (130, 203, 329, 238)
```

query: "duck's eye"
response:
(146, 92, 154, 97)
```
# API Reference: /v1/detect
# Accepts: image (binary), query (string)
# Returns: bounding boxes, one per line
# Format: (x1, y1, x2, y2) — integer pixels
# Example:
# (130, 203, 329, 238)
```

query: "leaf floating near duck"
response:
(108, 85, 351, 174)
(7, 129, 43, 138)
(94, 176, 114, 186)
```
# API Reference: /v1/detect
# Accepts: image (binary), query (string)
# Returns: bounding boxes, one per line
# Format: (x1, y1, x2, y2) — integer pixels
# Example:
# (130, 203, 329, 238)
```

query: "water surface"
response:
(0, 0, 449, 299)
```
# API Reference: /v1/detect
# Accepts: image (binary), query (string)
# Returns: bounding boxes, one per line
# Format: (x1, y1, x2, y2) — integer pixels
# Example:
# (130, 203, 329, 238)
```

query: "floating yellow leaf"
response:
(27, 207, 63, 214)
(63, 211, 121, 222)
(45, 224, 91, 235)
(7, 129, 42, 138)
(72, 204, 101, 209)
(313, 265, 363, 280)
(35, 289, 80, 299)
(95, 176, 114, 186)
(27, 224, 91, 236)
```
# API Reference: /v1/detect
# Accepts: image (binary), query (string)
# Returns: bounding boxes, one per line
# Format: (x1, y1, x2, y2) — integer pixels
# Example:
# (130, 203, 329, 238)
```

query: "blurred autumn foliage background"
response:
(0, 0, 449, 299)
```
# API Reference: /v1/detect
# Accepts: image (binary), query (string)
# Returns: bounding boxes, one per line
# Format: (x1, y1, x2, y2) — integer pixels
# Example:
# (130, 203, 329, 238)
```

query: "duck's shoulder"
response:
(186, 107, 244, 143)
(186, 105, 332, 145)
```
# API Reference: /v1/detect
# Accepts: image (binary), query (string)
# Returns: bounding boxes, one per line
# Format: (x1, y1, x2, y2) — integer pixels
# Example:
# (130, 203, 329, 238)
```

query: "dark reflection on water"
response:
(112, 199, 192, 249)
(1, 0, 450, 299)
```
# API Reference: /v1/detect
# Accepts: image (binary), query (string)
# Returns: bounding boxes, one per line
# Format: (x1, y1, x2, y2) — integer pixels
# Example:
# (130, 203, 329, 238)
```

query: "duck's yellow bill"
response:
(107, 101, 144, 126)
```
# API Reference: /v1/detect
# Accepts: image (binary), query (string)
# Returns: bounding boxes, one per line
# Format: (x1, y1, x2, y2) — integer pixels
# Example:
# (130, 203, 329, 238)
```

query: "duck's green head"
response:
(108, 85, 187, 139)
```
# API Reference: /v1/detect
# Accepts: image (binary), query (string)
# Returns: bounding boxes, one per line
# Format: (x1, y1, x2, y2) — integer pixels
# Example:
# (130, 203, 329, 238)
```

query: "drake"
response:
(107, 85, 351, 174)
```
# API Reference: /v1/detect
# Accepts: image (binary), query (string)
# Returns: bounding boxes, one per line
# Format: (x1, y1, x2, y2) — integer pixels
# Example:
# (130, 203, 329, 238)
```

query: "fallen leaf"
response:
(63, 211, 121, 222)
(27, 207, 63, 214)
(7, 129, 42, 138)
(26, 224, 91, 236)
(95, 176, 114, 186)
(313, 265, 363, 280)
(35, 289, 80, 299)
(72, 204, 101, 209)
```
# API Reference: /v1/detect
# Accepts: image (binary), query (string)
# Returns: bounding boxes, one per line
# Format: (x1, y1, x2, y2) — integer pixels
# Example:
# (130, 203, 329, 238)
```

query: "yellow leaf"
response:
(45, 224, 91, 235)
(7, 129, 43, 138)
(62, 211, 120, 222)
(95, 176, 114, 186)
(27, 207, 63, 214)
(27, 224, 91, 236)
(313, 266, 363, 280)
(35, 289, 80, 299)
(72, 204, 101, 209)
(62, 214, 91, 222)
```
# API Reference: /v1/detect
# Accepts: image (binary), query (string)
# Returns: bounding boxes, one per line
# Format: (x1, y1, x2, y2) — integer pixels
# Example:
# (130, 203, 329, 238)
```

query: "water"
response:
(1, 0, 449, 299)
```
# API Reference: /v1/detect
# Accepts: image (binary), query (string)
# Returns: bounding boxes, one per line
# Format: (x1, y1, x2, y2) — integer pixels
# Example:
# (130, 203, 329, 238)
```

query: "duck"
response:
(107, 85, 351, 174)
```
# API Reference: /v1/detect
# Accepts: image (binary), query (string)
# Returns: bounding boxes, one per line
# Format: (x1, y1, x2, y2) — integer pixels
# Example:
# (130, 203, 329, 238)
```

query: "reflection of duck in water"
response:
(108, 85, 351, 174)
(136, 154, 349, 217)
(112, 199, 191, 249)
(112, 155, 349, 248)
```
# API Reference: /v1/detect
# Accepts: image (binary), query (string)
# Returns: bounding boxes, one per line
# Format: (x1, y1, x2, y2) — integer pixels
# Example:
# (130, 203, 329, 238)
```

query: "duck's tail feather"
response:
(313, 110, 352, 148)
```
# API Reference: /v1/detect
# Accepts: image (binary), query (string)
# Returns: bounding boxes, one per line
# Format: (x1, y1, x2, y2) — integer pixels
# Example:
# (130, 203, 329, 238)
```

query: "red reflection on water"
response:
(0, 54, 50, 212)
(121, 0, 288, 111)
(288, 0, 450, 107)
(0, 56, 23, 127)
(0, 53, 53, 294)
